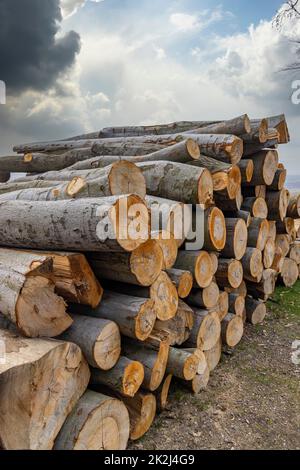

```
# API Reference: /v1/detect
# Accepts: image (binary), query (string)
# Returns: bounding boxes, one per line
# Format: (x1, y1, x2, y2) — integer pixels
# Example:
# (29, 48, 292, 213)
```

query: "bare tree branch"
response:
(273, 1, 300, 29)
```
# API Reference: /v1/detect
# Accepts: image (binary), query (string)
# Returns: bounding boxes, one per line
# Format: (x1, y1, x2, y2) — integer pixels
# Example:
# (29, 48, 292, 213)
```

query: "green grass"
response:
(267, 281, 300, 318)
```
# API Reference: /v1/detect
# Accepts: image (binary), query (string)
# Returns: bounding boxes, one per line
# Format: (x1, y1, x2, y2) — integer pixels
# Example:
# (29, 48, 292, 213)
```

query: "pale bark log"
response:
(71, 291, 156, 341)
(217, 291, 229, 321)
(263, 239, 276, 269)
(0, 195, 149, 252)
(183, 309, 221, 351)
(166, 347, 200, 381)
(275, 234, 291, 257)
(203, 336, 222, 372)
(289, 241, 300, 264)
(117, 392, 156, 441)
(152, 230, 178, 269)
(215, 187, 243, 212)
(54, 390, 129, 450)
(90, 356, 144, 397)
(181, 367, 210, 394)
(0, 179, 65, 196)
(59, 314, 121, 370)
(0, 329, 90, 450)
(153, 300, 194, 346)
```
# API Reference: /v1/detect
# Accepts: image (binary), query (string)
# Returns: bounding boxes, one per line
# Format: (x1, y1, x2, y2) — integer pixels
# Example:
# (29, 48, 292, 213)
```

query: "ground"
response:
(130, 282, 300, 450)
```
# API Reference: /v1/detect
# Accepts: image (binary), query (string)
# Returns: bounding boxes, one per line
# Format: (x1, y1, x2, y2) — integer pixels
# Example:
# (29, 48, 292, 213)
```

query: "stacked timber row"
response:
(0, 113, 299, 450)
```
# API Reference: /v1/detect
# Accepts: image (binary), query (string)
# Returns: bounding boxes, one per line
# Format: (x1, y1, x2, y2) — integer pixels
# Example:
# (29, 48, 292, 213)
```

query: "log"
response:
(269, 167, 287, 191)
(182, 366, 210, 394)
(183, 349, 208, 375)
(0, 179, 67, 196)
(271, 246, 285, 273)
(241, 197, 268, 219)
(215, 187, 243, 212)
(66, 139, 201, 170)
(118, 392, 156, 441)
(221, 314, 244, 348)
(186, 282, 220, 310)
(89, 240, 163, 287)
(106, 272, 179, 321)
(146, 196, 191, 248)
(265, 189, 290, 221)
(242, 185, 267, 199)
(241, 248, 263, 282)
(245, 298, 267, 325)
(263, 239, 276, 269)
(0, 250, 71, 338)
(54, 390, 129, 450)
(152, 230, 178, 269)
(228, 294, 246, 317)
(287, 193, 300, 218)
(32, 250, 103, 307)
(136, 161, 214, 206)
(246, 269, 277, 301)
(243, 138, 278, 157)
(166, 347, 200, 381)
(153, 300, 194, 346)
(98, 115, 251, 138)
(166, 268, 193, 298)
(0, 329, 90, 450)
(59, 314, 121, 370)
(203, 207, 226, 251)
(0, 171, 10, 182)
(90, 356, 144, 397)
(220, 218, 248, 260)
(183, 309, 221, 351)
(210, 252, 219, 275)
(238, 159, 254, 183)
(122, 338, 170, 392)
(215, 259, 243, 289)
(275, 234, 291, 257)
(0, 195, 150, 252)
(289, 241, 300, 264)
(72, 291, 156, 341)
(224, 210, 252, 227)
(248, 218, 270, 251)
(174, 250, 214, 288)
(266, 114, 290, 144)
(243, 150, 278, 186)
(278, 258, 299, 287)
(203, 337, 222, 372)
(268, 221, 277, 242)
(154, 374, 173, 412)
(225, 280, 248, 298)
(217, 291, 229, 321)
(189, 156, 241, 199)
(242, 119, 268, 144)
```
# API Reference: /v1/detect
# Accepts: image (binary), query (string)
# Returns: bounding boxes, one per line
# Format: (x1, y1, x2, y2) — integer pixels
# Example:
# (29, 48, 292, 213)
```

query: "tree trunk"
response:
(118, 392, 156, 441)
(90, 356, 144, 397)
(59, 314, 121, 370)
(166, 268, 193, 298)
(245, 298, 267, 325)
(122, 338, 170, 392)
(0, 179, 66, 196)
(183, 309, 221, 351)
(238, 159, 254, 183)
(0, 195, 149, 252)
(203, 336, 222, 371)
(154, 374, 173, 412)
(215, 259, 243, 289)
(203, 207, 227, 251)
(243, 138, 278, 157)
(269, 167, 287, 191)
(221, 314, 244, 348)
(186, 282, 220, 310)
(265, 189, 290, 221)
(278, 258, 299, 287)
(136, 161, 213, 207)
(263, 239, 276, 269)
(220, 218, 248, 260)
(228, 294, 246, 317)
(153, 300, 194, 346)
(241, 197, 268, 219)
(89, 240, 163, 287)
(54, 390, 129, 450)
(72, 291, 156, 341)
(0, 329, 90, 450)
(217, 291, 229, 321)
(174, 250, 214, 288)
(0, 250, 71, 338)
(243, 150, 278, 186)
(248, 218, 270, 251)
(166, 347, 200, 381)
(241, 248, 264, 282)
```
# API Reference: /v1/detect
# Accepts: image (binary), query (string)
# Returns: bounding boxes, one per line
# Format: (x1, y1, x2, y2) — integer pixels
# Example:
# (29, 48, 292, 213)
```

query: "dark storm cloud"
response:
(0, 0, 81, 93)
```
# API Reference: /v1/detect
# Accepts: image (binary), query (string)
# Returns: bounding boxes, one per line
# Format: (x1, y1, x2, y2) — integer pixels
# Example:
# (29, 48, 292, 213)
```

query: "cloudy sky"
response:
(0, 0, 300, 176)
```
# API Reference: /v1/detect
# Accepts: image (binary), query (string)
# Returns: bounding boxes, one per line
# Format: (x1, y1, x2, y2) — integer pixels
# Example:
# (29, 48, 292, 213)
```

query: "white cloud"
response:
(170, 13, 199, 32)
(169, 7, 227, 33)
(60, 0, 104, 18)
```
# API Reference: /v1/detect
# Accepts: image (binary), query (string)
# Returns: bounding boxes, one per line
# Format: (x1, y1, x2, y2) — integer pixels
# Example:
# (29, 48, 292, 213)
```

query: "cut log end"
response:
(93, 321, 122, 370)
(127, 393, 157, 441)
(130, 240, 163, 286)
(246, 298, 267, 325)
(198, 169, 214, 206)
(222, 314, 244, 348)
(186, 138, 201, 159)
(109, 160, 147, 198)
(228, 260, 244, 289)
(228, 165, 242, 200)
(136, 299, 157, 341)
(152, 230, 178, 269)
(122, 361, 145, 397)
(234, 219, 248, 260)
(195, 251, 214, 288)
(177, 271, 193, 298)
(151, 271, 179, 321)
(66, 177, 87, 197)
(198, 310, 221, 351)
(206, 207, 226, 251)
(204, 336, 222, 371)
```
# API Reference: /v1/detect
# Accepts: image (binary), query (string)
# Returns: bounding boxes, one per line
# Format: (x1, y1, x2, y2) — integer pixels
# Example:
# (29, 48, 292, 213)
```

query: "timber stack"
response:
(0, 113, 299, 450)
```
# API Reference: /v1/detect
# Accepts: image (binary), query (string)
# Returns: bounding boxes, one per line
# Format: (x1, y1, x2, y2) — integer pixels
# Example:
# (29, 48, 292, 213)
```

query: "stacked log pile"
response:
(0, 113, 299, 450)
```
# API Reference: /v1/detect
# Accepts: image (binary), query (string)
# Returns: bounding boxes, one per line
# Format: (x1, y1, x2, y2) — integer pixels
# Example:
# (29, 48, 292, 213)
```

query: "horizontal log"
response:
(154, 374, 173, 412)
(269, 167, 287, 191)
(0, 195, 149, 252)
(118, 391, 156, 441)
(183, 309, 221, 351)
(278, 258, 299, 287)
(224, 210, 252, 227)
(203, 207, 226, 251)
(186, 282, 220, 310)
(166, 347, 200, 381)
(241, 248, 264, 282)
(221, 313, 244, 348)
(0, 329, 90, 450)
(152, 230, 178, 269)
(220, 218, 248, 260)
(241, 197, 268, 219)
(203, 336, 222, 372)
(246, 269, 277, 301)
(166, 268, 193, 298)
(245, 297, 267, 325)
(215, 259, 243, 289)
(153, 300, 194, 346)
(266, 114, 290, 144)
(263, 238, 276, 269)
(275, 234, 291, 257)
(238, 159, 254, 183)
(174, 250, 214, 288)
(54, 390, 130, 450)
(243, 150, 278, 186)
(248, 218, 270, 251)
(289, 241, 300, 264)
(228, 294, 246, 317)
(215, 187, 243, 212)
(287, 193, 300, 218)
(182, 366, 210, 394)
(217, 291, 229, 321)
(265, 189, 290, 221)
